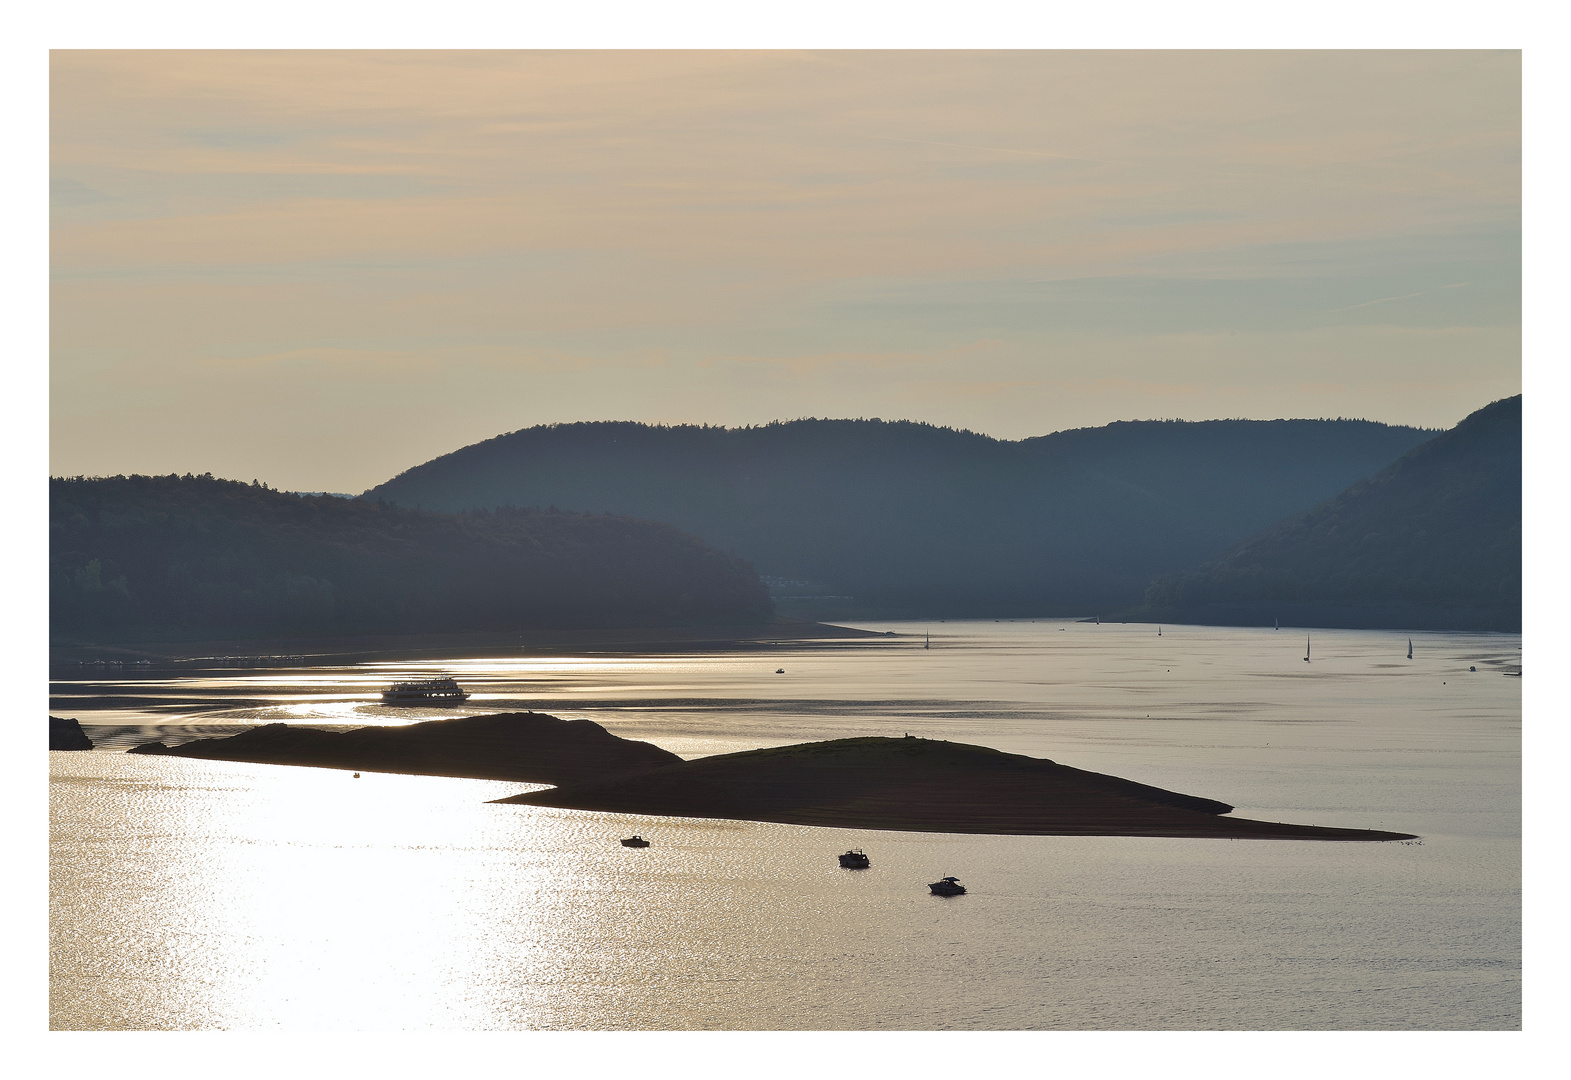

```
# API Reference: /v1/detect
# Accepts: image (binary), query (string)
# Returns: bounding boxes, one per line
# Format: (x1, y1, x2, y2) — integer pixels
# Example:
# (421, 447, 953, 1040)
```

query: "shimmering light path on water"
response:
(50, 621, 1519, 1029)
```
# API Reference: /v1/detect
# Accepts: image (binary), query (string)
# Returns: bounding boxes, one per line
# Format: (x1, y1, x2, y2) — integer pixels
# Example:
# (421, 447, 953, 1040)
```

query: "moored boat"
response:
(928, 876, 966, 896)
(380, 676, 470, 705)
(838, 849, 870, 869)
(621, 835, 650, 848)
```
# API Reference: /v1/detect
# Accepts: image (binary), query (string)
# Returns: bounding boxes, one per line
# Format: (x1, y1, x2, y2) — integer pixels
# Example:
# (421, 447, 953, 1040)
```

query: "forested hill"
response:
(363, 416, 1434, 617)
(51, 474, 771, 643)
(1141, 396, 1521, 631)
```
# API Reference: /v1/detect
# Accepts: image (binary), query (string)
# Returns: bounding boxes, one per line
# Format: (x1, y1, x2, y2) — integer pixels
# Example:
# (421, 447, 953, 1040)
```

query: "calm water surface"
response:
(50, 621, 1520, 1029)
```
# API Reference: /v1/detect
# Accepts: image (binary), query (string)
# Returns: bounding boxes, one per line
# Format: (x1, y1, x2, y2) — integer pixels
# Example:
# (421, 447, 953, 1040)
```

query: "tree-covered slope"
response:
(51, 474, 772, 643)
(1142, 396, 1520, 630)
(363, 417, 1434, 615)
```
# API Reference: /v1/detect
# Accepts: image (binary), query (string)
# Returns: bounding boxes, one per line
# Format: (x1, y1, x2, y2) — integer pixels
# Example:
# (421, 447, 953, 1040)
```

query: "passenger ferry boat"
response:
(379, 676, 470, 705)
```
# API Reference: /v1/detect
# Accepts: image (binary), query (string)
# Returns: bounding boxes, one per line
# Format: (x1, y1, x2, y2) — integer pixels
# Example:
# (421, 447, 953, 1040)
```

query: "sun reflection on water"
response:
(51, 622, 1520, 1029)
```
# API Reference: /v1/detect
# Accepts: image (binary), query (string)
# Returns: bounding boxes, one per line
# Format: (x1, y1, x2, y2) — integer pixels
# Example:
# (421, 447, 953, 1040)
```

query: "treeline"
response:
(51, 474, 772, 642)
(363, 416, 1436, 616)
(1141, 396, 1520, 631)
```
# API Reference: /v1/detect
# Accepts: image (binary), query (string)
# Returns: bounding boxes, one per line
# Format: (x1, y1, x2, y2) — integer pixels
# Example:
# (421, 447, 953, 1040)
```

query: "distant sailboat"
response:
(1158, 626, 1162, 636)
(1095, 615, 1099, 625)
(1274, 618, 1279, 630)
(1407, 638, 1413, 660)
(1304, 634, 1311, 662)
(925, 631, 930, 650)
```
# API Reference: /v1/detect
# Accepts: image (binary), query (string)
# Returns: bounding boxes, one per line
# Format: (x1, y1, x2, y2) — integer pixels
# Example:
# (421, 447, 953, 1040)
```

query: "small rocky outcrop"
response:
(126, 741, 171, 755)
(49, 716, 94, 751)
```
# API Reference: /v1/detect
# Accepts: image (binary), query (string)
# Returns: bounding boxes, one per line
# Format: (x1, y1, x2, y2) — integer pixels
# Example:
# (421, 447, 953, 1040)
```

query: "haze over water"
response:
(50, 621, 1520, 1029)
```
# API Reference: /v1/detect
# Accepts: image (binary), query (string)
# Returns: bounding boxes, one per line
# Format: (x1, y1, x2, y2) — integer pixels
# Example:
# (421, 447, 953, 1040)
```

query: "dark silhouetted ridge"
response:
(362, 416, 1434, 617)
(51, 473, 771, 643)
(1142, 396, 1520, 630)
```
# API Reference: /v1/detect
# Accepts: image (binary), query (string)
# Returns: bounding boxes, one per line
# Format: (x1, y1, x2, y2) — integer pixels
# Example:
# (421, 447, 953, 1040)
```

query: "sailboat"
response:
(1274, 618, 1279, 630)
(1304, 634, 1311, 662)
(1407, 638, 1413, 660)
(925, 631, 930, 650)
(1158, 626, 1162, 636)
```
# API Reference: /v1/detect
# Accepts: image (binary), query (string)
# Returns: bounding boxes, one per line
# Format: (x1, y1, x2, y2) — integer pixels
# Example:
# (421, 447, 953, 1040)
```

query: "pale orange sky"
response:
(50, 50, 1520, 492)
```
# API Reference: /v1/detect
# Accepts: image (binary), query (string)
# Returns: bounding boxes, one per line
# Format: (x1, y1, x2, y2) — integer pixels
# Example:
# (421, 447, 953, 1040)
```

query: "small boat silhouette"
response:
(1408, 638, 1413, 660)
(928, 876, 966, 896)
(838, 849, 871, 869)
(776, 668, 785, 674)
(1304, 634, 1311, 662)
(620, 836, 650, 848)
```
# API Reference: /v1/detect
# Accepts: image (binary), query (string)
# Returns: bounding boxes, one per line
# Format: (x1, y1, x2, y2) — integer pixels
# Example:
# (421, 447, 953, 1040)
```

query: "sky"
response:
(49, 50, 1521, 493)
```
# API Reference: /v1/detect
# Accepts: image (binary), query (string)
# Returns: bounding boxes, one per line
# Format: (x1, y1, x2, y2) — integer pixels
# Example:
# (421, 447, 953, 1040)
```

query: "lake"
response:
(49, 620, 1521, 1029)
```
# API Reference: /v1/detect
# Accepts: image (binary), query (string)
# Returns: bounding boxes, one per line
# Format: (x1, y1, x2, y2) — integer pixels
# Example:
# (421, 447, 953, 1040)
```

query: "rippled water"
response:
(50, 620, 1520, 1029)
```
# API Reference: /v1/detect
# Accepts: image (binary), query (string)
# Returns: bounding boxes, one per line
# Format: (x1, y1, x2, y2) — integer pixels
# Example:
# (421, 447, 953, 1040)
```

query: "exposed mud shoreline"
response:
(50, 617, 884, 668)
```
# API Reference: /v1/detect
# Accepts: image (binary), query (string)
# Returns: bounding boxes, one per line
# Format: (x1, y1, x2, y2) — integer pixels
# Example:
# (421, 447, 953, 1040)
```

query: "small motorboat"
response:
(838, 849, 871, 869)
(776, 668, 785, 674)
(620, 836, 650, 848)
(928, 876, 966, 896)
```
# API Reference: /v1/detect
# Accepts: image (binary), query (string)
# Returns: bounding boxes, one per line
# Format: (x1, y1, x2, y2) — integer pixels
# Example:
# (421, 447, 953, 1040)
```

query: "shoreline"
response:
(48, 616, 887, 667)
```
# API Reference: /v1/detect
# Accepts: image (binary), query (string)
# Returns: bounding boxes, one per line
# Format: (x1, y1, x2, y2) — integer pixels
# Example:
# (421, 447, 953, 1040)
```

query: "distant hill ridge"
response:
(1141, 395, 1521, 631)
(51, 473, 771, 643)
(364, 415, 1435, 617)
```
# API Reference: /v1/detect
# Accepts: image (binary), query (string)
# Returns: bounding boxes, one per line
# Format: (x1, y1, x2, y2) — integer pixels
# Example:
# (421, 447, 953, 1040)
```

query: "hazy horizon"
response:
(50, 408, 1463, 492)
(51, 50, 1520, 493)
